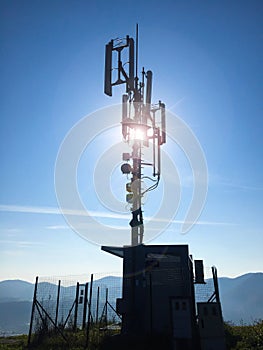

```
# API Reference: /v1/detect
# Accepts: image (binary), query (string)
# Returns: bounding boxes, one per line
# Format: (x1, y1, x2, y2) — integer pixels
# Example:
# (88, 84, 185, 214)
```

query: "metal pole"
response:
(131, 140, 143, 246)
(130, 33, 143, 246)
(73, 282, 80, 331)
(85, 274, 94, 349)
(96, 286, 100, 324)
(28, 276, 38, 346)
(82, 282, 89, 330)
(105, 288, 108, 327)
(55, 280, 61, 328)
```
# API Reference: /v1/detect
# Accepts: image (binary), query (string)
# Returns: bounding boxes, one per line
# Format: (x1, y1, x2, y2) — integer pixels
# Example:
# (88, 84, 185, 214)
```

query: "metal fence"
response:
(27, 266, 218, 348)
(194, 267, 215, 303)
(28, 272, 122, 348)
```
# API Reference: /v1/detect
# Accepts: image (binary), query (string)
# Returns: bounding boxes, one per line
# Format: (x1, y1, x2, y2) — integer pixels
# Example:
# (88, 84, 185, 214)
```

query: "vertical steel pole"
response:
(131, 140, 142, 246)
(55, 280, 61, 328)
(105, 288, 109, 326)
(85, 274, 94, 349)
(96, 286, 100, 324)
(73, 282, 80, 331)
(130, 68, 143, 246)
(28, 276, 38, 346)
(82, 282, 89, 330)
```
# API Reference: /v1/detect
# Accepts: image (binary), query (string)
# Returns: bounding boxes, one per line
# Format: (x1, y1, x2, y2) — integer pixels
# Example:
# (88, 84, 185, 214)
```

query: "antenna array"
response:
(104, 26, 166, 246)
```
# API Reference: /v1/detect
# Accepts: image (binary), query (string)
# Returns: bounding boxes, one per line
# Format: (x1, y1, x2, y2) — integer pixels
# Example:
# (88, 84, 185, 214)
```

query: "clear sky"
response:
(1, 0, 262, 282)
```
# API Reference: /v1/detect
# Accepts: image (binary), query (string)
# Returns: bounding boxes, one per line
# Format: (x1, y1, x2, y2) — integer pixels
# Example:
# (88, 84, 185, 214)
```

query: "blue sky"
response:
(0, 0, 262, 282)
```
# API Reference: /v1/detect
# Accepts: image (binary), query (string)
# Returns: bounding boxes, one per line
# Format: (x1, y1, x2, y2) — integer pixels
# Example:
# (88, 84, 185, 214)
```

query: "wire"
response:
(142, 176, 160, 195)
(141, 176, 158, 182)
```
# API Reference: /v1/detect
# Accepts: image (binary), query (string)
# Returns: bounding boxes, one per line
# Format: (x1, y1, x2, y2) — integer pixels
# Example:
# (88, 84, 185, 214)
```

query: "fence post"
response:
(82, 282, 89, 330)
(73, 282, 80, 331)
(85, 274, 94, 349)
(96, 286, 100, 324)
(28, 276, 38, 347)
(105, 288, 108, 327)
(55, 280, 61, 328)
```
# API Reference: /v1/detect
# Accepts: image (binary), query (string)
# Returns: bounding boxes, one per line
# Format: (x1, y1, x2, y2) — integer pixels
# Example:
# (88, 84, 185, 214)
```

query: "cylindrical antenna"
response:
(135, 23, 139, 91)
(146, 70, 153, 105)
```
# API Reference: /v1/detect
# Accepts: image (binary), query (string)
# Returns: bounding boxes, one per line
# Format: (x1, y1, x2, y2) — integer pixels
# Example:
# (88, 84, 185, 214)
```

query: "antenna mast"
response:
(104, 26, 166, 246)
(135, 23, 138, 90)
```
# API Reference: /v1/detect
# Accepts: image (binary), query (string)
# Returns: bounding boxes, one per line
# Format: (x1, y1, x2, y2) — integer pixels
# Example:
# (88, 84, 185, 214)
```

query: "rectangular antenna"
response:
(104, 41, 113, 96)
(146, 70, 152, 105)
(104, 37, 135, 96)
(128, 38, 135, 92)
(160, 102, 166, 144)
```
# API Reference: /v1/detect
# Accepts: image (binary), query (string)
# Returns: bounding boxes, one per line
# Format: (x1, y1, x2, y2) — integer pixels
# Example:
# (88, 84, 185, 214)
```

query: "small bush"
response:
(225, 319, 263, 350)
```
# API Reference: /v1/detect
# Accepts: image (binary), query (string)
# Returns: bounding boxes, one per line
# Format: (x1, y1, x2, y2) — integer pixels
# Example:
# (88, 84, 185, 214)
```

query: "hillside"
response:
(0, 280, 33, 302)
(220, 273, 263, 324)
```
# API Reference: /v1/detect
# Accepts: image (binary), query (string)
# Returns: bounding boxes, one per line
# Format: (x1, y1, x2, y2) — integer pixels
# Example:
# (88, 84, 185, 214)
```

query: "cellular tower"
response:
(102, 27, 226, 350)
(104, 25, 166, 246)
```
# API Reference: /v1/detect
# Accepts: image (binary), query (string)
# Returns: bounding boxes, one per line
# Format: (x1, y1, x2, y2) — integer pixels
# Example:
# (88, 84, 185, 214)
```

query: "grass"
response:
(0, 335, 27, 350)
(1, 320, 263, 349)
(27, 322, 120, 350)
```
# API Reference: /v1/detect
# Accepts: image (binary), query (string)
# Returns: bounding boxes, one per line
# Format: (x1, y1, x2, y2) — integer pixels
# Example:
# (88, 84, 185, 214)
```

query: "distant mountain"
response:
(219, 273, 263, 324)
(0, 273, 262, 335)
(0, 280, 33, 302)
(93, 275, 122, 287)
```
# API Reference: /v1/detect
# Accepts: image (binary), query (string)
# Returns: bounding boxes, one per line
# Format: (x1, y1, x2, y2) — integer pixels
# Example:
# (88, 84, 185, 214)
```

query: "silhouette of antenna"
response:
(104, 25, 166, 246)
(104, 35, 134, 96)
